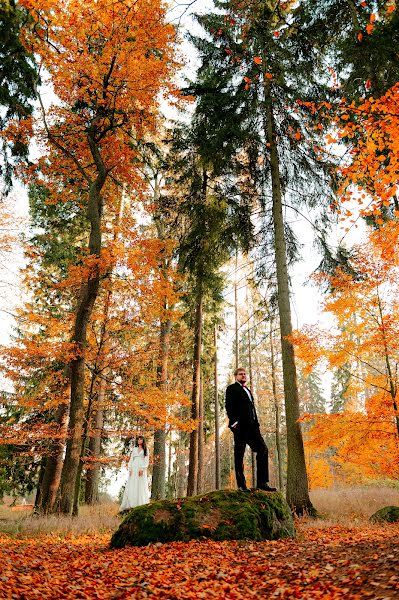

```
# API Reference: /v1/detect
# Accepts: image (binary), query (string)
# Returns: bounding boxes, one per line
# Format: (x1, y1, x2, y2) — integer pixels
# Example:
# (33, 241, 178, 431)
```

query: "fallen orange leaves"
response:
(0, 524, 398, 599)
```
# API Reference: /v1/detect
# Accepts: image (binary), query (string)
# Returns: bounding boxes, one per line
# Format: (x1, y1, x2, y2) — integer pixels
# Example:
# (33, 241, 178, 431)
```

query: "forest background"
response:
(0, 0, 398, 521)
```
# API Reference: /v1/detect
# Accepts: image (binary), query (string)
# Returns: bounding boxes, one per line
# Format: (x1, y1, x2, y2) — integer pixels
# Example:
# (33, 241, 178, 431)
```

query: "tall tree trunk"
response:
(37, 400, 69, 513)
(214, 325, 220, 490)
(197, 378, 204, 494)
(84, 377, 106, 505)
(377, 291, 399, 438)
(34, 457, 46, 510)
(59, 165, 106, 515)
(269, 314, 283, 490)
(151, 172, 174, 500)
(72, 369, 98, 516)
(151, 318, 173, 500)
(234, 250, 239, 370)
(187, 290, 203, 496)
(177, 431, 187, 498)
(247, 315, 257, 488)
(167, 429, 173, 487)
(263, 79, 315, 515)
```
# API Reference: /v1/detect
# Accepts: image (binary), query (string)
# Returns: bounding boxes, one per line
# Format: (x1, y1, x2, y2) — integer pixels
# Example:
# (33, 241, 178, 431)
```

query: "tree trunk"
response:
(37, 401, 69, 513)
(34, 456, 46, 510)
(59, 167, 106, 515)
(214, 325, 221, 490)
(177, 431, 187, 498)
(187, 290, 203, 496)
(269, 314, 284, 490)
(84, 408, 104, 504)
(234, 251, 239, 370)
(151, 428, 166, 499)
(167, 430, 173, 485)
(151, 319, 172, 500)
(264, 79, 315, 515)
(247, 314, 257, 488)
(84, 376, 106, 505)
(197, 378, 204, 494)
(85, 191, 126, 506)
(377, 291, 399, 438)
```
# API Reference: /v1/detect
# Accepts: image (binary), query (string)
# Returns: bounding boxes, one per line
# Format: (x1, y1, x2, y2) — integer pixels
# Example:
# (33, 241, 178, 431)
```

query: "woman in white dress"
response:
(120, 436, 150, 511)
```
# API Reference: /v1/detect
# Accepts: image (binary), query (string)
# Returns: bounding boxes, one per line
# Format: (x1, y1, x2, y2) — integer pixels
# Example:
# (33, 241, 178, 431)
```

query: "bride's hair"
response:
(136, 435, 148, 456)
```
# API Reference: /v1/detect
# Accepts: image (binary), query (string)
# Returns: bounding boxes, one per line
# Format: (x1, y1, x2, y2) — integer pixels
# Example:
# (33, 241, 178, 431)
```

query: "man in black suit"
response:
(226, 367, 276, 492)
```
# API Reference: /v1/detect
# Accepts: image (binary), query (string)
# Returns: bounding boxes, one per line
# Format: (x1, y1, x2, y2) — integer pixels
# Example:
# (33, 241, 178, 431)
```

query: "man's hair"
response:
(234, 367, 246, 376)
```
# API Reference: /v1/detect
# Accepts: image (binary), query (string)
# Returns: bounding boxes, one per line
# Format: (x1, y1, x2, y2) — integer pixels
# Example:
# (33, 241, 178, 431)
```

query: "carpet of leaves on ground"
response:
(0, 523, 398, 599)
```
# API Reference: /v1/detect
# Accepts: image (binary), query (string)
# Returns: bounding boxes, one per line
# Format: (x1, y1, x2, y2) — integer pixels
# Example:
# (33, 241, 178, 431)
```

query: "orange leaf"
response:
(265, 72, 273, 79)
(254, 56, 262, 64)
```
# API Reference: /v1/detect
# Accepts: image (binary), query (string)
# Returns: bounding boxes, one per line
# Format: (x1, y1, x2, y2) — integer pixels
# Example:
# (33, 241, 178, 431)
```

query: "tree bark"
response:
(263, 78, 315, 515)
(197, 378, 204, 494)
(84, 191, 126, 505)
(59, 157, 107, 515)
(234, 250, 239, 369)
(377, 290, 399, 438)
(34, 456, 46, 510)
(72, 368, 98, 516)
(214, 325, 221, 490)
(247, 313, 257, 488)
(37, 400, 69, 513)
(187, 290, 203, 496)
(167, 429, 173, 487)
(269, 314, 284, 490)
(177, 431, 187, 498)
(151, 318, 172, 500)
(84, 376, 106, 505)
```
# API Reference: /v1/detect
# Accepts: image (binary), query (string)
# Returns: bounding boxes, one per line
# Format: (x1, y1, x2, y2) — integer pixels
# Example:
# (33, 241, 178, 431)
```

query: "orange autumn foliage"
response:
(0, 0, 189, 482)
(292, 225, 399, 483)
(337, 83, 399, 217)
(0, 201, 192, 456)
(1, 525, 399, 599)
(7, 0, 177, 201)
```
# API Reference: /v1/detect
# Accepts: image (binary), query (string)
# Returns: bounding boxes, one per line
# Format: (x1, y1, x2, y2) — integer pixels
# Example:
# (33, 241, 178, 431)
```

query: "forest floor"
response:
(0, 487, 398, 599)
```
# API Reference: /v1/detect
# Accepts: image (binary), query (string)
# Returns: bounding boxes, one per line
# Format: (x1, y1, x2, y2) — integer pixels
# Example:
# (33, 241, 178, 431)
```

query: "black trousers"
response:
(233, 426, 269, 489)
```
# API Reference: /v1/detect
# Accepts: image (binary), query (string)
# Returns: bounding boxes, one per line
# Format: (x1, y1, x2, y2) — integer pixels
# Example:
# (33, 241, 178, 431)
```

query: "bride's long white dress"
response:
(120, 447, 150, 510)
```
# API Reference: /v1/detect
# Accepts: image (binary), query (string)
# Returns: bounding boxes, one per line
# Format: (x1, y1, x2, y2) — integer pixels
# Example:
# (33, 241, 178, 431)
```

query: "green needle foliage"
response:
(0, 0, 37, 191)
(185, 0, 340, 514)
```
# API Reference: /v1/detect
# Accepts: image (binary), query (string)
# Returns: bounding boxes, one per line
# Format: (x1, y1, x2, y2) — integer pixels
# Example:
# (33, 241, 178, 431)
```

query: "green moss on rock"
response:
(370, 505, 399, 523)
(111, 489, 295, 548)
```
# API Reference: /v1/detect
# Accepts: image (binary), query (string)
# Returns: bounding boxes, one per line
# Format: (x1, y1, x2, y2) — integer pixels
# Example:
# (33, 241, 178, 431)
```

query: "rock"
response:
(370, 506, 399, 523)
(110, 489, 295, 548)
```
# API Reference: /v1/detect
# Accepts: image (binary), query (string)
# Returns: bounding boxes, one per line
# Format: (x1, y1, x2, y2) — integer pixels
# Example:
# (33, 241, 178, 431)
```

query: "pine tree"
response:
(296, 0, 399, 99)
(0, 0, 37, 190)
(188, 0, 338, 513)
(168, 114, 252, 495)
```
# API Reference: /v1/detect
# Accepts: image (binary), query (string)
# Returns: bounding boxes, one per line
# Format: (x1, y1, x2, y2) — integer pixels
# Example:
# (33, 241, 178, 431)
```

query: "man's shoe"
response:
(238, 486, 250, 492)
(257, 484, 277, 492)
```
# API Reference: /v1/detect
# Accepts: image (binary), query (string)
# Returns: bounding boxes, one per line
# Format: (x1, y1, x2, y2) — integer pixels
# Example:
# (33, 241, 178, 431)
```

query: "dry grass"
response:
(309, 485, 399, 524)
(1, 486, 398, 537)
(0, 502, 120, 537)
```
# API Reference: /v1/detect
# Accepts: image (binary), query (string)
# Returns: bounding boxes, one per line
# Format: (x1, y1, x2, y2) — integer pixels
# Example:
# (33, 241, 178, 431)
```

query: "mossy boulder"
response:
(111, 489, 295, 548)
(370, 505, 399, 523)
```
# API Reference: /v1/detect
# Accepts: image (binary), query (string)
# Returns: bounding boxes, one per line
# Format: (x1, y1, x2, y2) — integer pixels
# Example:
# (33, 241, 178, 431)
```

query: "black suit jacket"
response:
(225, 382, 259, 431)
